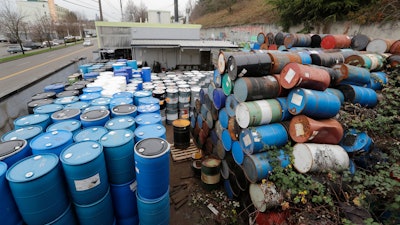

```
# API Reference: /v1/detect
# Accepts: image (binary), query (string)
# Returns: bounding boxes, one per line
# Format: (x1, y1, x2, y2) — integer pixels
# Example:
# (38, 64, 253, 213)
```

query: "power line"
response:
(60, 0, 99, 11)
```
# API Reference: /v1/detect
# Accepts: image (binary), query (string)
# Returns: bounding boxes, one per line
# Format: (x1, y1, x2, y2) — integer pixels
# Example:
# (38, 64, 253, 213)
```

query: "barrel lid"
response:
(152, 89, 165, 95)
(100, 129, 133, 147)
(65, 84, 86, 91)
(61, 141, 102, 165)
(135, 113, 161, 126)
(54, 96, 80, 105)
(47, 119, 81, 133)
(80, 109, 110, 121)
(79, 92, 102, 101)
(105, 116, 135, 130)
(64, 101, 90, 110)
(30, 130, 73, 151)
(31, 91, 56, 100)
(137, 104, 160, 113)
(292, 143, 313, 173)
(113, 92, 133, 99)
(56, 90, 80, 98)
(110, 97, 133, 106)
(14, 114, 50, 127)
(6, 154, 59, 182)
(2, 126, 42, 142)
(172, 119, 190, 128)
(202, 158, 221, 168)
(83, 105, 108, 113)
(134, 124, 165, 139)
(83, 86, 103, 93)
(166, 88, 178, 94)
(138, 97, 159, 105)
(44, 83, 65, 92)
(134, 90, 152, 98)
(33, 103, 64, 114)
(51, 108, 81, 120)
(73, 126, 108, 142)
(111, 104, 137, 114)
(28, 99, 54, 108)
(91, 97, 111, 106)
(0, 139, 28, 159)
(134, 137, 169, 158)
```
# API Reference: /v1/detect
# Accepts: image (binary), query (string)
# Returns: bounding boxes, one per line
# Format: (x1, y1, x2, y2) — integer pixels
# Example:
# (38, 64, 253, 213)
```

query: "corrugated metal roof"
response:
(131, 39, 238, 48)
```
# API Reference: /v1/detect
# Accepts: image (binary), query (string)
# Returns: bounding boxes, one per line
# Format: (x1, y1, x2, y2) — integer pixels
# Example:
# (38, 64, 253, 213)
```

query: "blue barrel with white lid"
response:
(135, 113, 162, 126)
(141, 67, 152, 82)
(83, 86, 103, 94)
(46, 119, 81, 135)
(111, 104, 137, 118)
(91, 97, 111, 109)
(73, 126, 108, 142)
(1, 125, 42, 143)
(54, 96, 80, 105)
(83, 105, 108, 113)
(33, 103, 64, 115)
(113, 92, 133, 99)
(64, 101, 91, 111)
(133, 90, 152, 105)
(110, 97, 133, 110)
(79, 92, 102, 102)
(105, 116, 136, 132)
(60, 141, 109, 205)
(134, 124, 166, 142)
(6, 154, 70, 225)
(51, 108, 81, 123)
(14, 113, 51, 130)
(30, 130, 73, 156)
(0, 161, 23, 225)
(80, 109, 110, 128)
(0, 139, 31, 167)
(100, 129, 135, 184)
(134, 137, 170, 200)
(110, 180, 139, 225)
(44, 83, 65, 94)
(138, 96, 159, 106)
(137, 104, 160, 115)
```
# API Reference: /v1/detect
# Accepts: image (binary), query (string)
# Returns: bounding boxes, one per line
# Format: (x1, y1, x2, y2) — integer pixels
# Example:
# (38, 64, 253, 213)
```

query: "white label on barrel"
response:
(242, 134, 252, 147)
(256, 100, 273, 124)
(130, 181, 137, 191)
(295, 123, 304, 137)
(285, 68, 296, 84)
(291, 93, 303, 106)
(74, 173, 101, 191)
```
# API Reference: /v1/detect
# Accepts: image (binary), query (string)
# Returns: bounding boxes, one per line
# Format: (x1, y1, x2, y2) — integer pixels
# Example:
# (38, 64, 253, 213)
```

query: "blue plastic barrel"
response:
(221, 129, 232, 151)
(105, 116, 136, 131)
(324, 88, 345, 105)
(339, 64, 371, 86)
(83, 105, 108, 113)
(113, 92, 133, 99)
(46, 203, 78, 225)
(82, 86, 103, 94)
(6, 154, 70, 225)
(232, 141, 244, 165)
(44, 83, 65, 94)
(138, 96, 159, 106)
(141, 67, 152, 82)
(33, 103, 64, 115)
(79, 64, 91, 74)
(218, 108, 229, 129)
(30, 130, 73, 156)
(367, 71, 387, 90)
(239, 123, 288, 154)
(0, 162, 23, 225)
(134, 138, 170, 200)
(123, 67, 133, 80)
(110, 97, 134, 110)
(74, 189, 115, 225)
(276, 97, 293, 121)
(73, 126, 108, 142)
(287, 88, 341, 119)
(137, 104, 160, 115)
(337, 84, 378, 108)
(111, 104, 137, 118)
(91, 97, 111, 109)
(61, 141, 109, 205)
(14, 113, 51, 130)
(1, 126, 42, 144)
(100, 129, 135, 184)
(340, 129, 373, 154)
(46, 119, 81, 135)
(64, 101, 91, 111)
(298, 51, 312, 64)
(134, 124, 166, 142)
(110, 180, 139, 225)
(127, 60, 138, 69)
(79, 92, 102, 103)
(136, 189, 170, 225)
(80, 109, 110, 128)
(213, 88, 226, 109)
(51, 108, 81, 123)
(54, 96, 80, 105)
(225, 94, 238, 117)
(83, 72, 99, 80)
(242, 150, 290, 183)
(0, 140, 31, 167)
(133, 90, 152, 106)
(135, 113, 162, 126)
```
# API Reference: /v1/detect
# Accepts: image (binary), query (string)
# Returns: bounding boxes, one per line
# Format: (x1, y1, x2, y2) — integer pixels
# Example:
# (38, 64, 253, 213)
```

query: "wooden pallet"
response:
(170, 139, 200, 162)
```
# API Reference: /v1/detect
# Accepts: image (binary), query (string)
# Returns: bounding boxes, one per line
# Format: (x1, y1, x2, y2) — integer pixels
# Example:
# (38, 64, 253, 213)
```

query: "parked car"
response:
(64, 36, 76, 43)
(7, 45, 32, 53)
(41, 41, 60, 48)
(83, 39, 93, 47)
(23, 41, 42, 49)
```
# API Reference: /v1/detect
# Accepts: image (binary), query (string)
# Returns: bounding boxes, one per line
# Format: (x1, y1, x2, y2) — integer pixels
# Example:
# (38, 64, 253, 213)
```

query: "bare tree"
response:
(123, 0, 147, 22)
(0, 1, 27, 54)
(32, 14, 54, 48)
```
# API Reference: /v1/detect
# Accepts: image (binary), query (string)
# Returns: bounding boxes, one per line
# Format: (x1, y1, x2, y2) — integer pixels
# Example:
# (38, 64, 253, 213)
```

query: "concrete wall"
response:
(0, 63, 79, 137)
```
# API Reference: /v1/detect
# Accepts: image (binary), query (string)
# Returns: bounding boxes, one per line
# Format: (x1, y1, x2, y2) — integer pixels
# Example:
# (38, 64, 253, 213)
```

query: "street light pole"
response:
(120, 0, 123, 21)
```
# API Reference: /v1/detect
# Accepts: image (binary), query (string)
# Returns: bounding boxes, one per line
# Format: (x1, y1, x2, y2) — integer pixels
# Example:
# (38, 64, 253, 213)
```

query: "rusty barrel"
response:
(289, 115, 343, 144)
(309, 64, 344, 86)
(321, 34, 351, 49)
(284, 33, 312, 49)
(279, 62, 330, 91)
(310, 52, 345, 67)
(337, 64, 371, 86)
(274, 32, 288, 46)
(226, 52, 272, 81)
(268, 52, 302, 74)
(389, 40, 400, 54)
(233, 76, 280, 102)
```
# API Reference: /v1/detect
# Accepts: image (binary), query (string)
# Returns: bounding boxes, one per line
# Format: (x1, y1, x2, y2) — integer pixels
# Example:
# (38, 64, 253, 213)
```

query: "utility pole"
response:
(98, 0, 103, 21)
(120, 0, 123, 21)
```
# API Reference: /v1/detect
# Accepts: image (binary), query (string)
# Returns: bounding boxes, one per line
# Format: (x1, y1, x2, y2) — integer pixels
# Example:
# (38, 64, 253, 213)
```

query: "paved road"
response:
(0, 43, 96, 98)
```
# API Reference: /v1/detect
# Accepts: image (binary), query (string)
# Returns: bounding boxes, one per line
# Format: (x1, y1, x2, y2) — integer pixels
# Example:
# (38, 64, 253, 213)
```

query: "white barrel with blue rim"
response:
(133, 90, 152, 106)
(6, 154, 70, 225)
(221, 129, 232, 151)
(1, 125, 42, 144)
(287, 88, 341, 119)
(30, 130, 73, 156)
(64, 101, 90, 111)
(242, 150, 290, 183)
(134, 124, 166, 142)
(74, 189, 115, 225)
(54, 96, 80, 105)
(33, 103, 64, 115)
(61, 141, 109, 205)
(137, 104, 160, 115)
(51, 108, 81, 123)
(110, 97, 134, 110)
(135, 113, 162, 126)
(136, 188, 170, 225)
(0, 140, 31, 168)
(105, 116, 136, 132)
(91, 97, 111, 109)
(0, 162, 23, 225)
(46, 119, 81, 135)
(100, 129, 135, 184)
(14, 113, 51, 130)
(110, 180, 139, 225)
(134, 137, 170, 200)
(80, 109, 110, 128)
(141, 67, 152, 82)
(239, 123, 288, 154)
(73, 126, 108, 142)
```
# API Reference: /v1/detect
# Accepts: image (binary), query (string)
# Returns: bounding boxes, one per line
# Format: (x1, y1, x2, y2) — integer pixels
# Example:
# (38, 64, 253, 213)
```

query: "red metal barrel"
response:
(321, 34, 351, 49)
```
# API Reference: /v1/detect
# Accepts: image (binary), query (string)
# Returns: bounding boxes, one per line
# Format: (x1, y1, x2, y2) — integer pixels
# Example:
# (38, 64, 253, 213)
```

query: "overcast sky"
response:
(54, 0, 191, 22)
